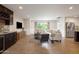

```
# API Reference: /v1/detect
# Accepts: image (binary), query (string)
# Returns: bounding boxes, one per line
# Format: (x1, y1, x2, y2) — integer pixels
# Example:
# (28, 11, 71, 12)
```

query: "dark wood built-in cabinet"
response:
(74, 31, 79, 42)
(0, 36, 4, 53)
(0, 32, 17, 53)
(5, 32, 17, 50)
(0, 5, 13, 25)
(0, 5, 16, 53)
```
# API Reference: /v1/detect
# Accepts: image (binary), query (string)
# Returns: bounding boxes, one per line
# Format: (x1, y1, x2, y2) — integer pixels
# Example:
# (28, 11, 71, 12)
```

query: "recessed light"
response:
(69, 6, 73, 10)
(19, 6, 23, 10)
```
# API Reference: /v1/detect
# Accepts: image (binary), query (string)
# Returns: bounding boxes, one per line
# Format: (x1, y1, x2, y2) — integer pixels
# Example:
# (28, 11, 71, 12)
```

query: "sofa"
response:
(50, 30, 62, 42)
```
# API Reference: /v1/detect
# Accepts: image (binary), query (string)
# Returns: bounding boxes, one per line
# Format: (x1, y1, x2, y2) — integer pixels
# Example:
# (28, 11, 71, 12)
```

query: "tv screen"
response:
(16, 22, 22, 29)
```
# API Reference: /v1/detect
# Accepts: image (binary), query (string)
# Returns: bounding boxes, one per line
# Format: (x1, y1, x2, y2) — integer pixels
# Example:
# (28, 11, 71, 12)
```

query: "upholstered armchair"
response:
(40, 34, 49, 43)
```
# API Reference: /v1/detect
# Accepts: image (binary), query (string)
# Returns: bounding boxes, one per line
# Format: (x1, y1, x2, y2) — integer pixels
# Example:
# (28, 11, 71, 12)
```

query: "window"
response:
(35, 22, 49, 31)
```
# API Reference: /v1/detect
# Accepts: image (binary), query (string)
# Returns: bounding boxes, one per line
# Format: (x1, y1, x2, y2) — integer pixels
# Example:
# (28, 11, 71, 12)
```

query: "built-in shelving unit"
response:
(0, 5, 13, 25)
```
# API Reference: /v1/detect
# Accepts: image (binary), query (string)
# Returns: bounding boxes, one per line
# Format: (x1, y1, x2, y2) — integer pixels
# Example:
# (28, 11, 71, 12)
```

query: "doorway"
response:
(65, 22, 75, 38)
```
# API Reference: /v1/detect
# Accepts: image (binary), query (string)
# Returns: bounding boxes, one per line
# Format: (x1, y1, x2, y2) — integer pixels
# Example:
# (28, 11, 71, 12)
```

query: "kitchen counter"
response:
(0, 32, 17, 35)
(0, 32, 17, 53)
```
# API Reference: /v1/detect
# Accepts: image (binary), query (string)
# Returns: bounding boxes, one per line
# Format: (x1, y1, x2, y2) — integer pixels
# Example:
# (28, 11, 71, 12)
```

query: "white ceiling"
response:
(3, 4, 79, 20)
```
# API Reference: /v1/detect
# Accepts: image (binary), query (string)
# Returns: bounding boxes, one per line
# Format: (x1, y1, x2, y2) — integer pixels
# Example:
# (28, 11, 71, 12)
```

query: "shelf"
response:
(0, 17, 9, 20)
(0, 4, 13, 25)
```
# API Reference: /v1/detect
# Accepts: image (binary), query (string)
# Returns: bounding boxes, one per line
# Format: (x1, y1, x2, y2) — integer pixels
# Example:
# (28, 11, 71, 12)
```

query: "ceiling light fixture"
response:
(69, 6, 73, 10)
(19, 6, 23, 10)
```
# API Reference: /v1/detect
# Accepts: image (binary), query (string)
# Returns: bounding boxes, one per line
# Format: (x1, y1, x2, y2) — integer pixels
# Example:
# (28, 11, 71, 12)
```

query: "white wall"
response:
(49, 20, 57, 30)
(9, 14, 24, 32)
(30, 20, 35, 34)
(23, 18, 31, 35)
(57, 17, 65, 38)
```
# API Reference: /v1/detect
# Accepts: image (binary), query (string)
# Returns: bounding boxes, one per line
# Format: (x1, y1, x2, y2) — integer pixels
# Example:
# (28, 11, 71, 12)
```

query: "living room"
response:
(0, 4, 79, 54)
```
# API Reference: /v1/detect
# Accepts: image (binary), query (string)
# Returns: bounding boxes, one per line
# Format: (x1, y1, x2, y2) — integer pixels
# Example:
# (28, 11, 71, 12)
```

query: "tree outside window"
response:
(36, 22, 48, 31)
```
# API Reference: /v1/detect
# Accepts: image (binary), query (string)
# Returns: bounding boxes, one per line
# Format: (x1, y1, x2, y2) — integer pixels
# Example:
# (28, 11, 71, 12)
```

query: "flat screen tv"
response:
(16, 22, 22, 29)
